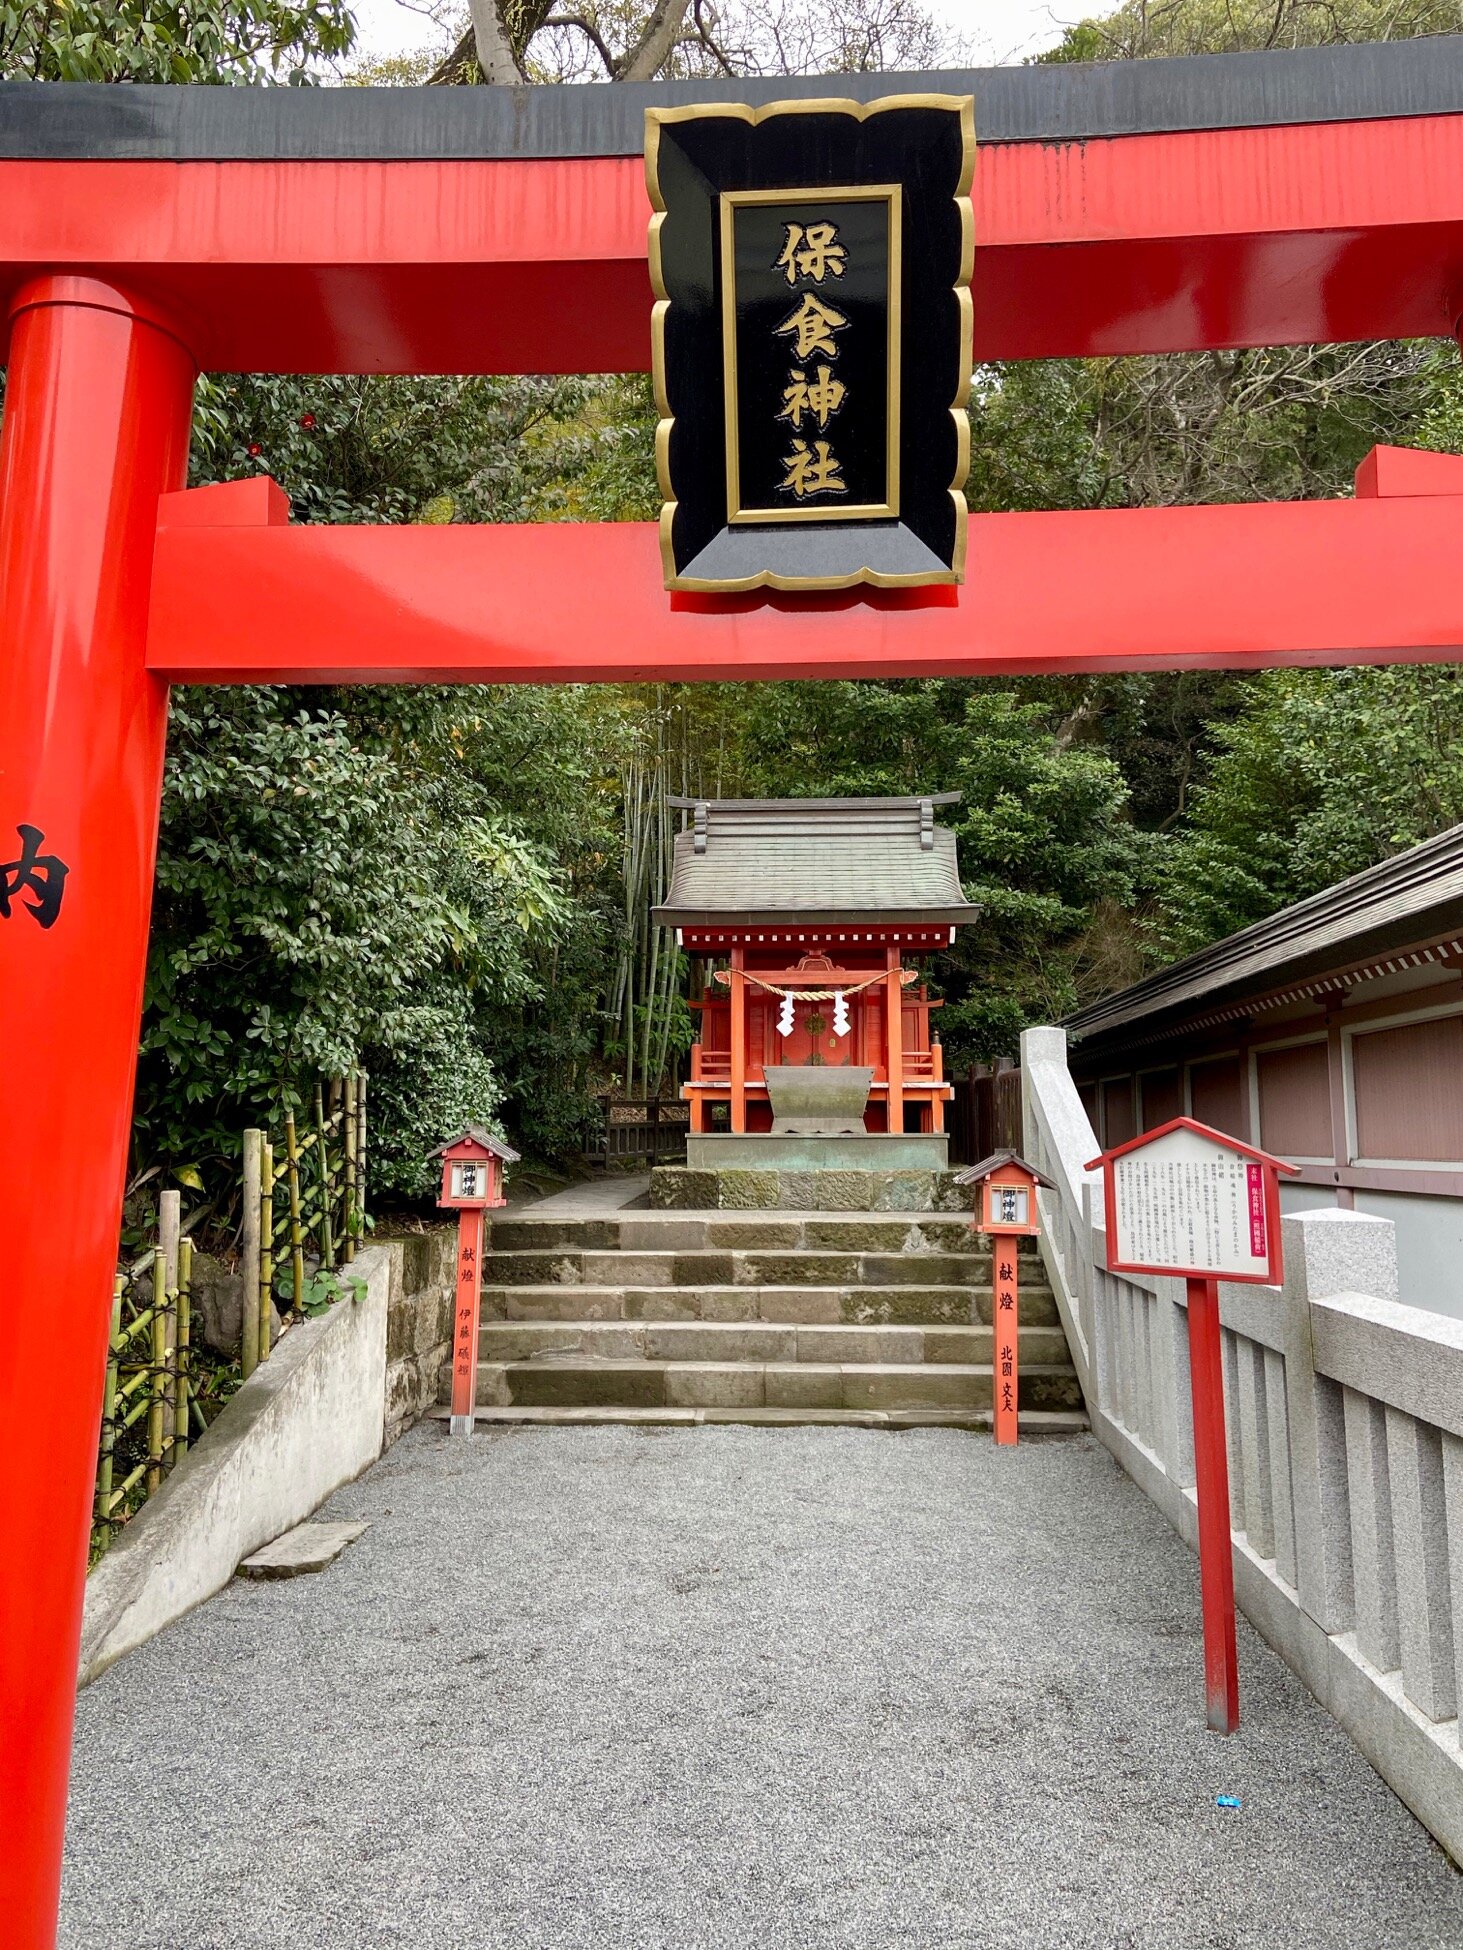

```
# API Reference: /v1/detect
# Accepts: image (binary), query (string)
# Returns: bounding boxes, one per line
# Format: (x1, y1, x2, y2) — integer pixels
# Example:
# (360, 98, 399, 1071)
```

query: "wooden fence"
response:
(949, 1059, 1022, 1165)
(586, 1095, 689, 1168)
(93, 1072, 367, 1562)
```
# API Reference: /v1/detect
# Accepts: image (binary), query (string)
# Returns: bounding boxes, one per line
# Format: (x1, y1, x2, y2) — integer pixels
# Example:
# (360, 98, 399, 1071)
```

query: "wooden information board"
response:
(1085, 1116, 1297, 1733)
(1108, 1124, 1277, 1282)
(1097, 1117, 1292, 1286)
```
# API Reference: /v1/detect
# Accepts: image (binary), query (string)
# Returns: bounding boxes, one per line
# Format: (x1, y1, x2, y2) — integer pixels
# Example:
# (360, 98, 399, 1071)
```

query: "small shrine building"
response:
(654, 795, 978, 1140)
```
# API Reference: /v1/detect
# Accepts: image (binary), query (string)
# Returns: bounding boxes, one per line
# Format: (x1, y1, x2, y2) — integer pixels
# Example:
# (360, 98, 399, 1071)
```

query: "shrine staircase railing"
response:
(690, 1048, 732, 1081)
(1022, 1022, 1463, 1866)
(690, 1050, 945, 1086)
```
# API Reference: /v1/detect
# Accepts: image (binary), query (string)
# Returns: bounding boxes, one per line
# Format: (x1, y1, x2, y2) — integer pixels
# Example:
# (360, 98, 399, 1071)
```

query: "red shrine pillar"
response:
(0, 278, 195, 1948)
(884, 944, 904, 1134)
(729, 944, 747, 1133)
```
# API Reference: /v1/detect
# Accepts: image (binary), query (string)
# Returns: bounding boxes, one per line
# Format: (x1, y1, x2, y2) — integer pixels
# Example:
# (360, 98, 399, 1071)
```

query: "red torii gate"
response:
(5, 43, 1463, 1945)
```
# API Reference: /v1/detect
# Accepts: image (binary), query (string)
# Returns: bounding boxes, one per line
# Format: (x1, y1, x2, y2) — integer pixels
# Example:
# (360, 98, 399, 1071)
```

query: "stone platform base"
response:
(650, 1163, 966, 1213)
(686, 1133, 948, 1172)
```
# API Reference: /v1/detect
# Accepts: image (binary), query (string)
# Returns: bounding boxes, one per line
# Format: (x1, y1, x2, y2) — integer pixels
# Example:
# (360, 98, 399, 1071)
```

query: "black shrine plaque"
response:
(648, 95, 973, 594)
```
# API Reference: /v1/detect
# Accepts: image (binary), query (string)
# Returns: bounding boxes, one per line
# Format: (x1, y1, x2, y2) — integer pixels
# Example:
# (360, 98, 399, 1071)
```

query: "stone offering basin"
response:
(763, 1064, 874, 1136)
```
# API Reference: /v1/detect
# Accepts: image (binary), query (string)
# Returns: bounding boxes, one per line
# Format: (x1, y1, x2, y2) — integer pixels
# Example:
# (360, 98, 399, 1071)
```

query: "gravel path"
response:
(62, 1423, 1463, 1949)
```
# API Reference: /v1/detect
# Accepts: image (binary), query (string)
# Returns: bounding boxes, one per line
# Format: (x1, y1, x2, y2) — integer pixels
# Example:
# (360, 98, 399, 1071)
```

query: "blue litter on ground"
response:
(1216, 1794, 1243, 1809)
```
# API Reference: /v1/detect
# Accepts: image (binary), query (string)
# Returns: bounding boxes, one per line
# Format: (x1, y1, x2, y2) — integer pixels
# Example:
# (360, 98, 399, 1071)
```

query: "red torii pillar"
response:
(0, 277, 195, 1947)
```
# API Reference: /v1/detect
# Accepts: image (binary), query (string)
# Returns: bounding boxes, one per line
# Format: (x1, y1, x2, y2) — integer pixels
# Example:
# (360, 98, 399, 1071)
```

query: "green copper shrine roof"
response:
(653, 795, 979, 930)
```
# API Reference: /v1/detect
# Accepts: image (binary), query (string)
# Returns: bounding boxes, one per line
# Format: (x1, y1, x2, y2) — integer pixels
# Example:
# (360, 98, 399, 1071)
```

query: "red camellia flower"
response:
(299, 413, 317, 430)
(247, 442, 263, 456)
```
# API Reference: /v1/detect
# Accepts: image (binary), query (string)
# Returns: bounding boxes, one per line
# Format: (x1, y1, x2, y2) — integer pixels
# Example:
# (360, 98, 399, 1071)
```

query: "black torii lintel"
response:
(1, 36, 1462, 161)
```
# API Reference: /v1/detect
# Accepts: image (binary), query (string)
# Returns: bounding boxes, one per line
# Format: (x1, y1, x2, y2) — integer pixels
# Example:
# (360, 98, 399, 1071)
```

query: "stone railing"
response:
(1022, 1024, 1463, 1857)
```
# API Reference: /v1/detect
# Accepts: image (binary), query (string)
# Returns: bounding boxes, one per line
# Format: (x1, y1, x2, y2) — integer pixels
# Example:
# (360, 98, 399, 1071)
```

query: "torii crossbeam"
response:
(5, 43, 1463, 1946)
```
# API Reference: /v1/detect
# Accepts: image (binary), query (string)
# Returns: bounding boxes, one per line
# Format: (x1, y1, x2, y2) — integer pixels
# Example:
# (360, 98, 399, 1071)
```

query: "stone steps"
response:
(481, 1248, 1004, 1289)
(480, 1282, 1059, 1327)
(479, 1319, 1069, 1364)
(431, 1404, 1090, 1434)
(445, 1203, 1082, 1433)
(489, 1212, 994, 1254)
(478, 1319, 1070, 1365)
(471, 1357, 1083, 1414)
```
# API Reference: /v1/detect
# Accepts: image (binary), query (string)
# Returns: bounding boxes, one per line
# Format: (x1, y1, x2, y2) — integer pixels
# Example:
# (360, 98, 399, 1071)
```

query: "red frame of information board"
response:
(1087, 1116, 1297, 1286)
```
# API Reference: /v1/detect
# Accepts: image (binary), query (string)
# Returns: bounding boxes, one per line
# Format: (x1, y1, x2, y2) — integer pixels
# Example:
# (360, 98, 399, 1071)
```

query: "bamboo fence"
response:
(93, 1071, 368, 1561)
(240, 1070, 368, 1379)
(93, 1190, 195, 1560)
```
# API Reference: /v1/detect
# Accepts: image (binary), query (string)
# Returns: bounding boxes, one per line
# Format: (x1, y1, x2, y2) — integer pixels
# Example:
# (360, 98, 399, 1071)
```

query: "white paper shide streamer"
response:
(777, 992, 796, 1038)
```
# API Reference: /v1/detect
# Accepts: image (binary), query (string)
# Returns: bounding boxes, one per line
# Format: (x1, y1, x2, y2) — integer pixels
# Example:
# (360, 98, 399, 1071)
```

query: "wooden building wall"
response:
(1073, 958, 1463, 1207)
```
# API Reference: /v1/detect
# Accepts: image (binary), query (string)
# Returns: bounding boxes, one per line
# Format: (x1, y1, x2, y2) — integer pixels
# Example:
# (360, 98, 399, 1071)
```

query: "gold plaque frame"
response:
(719, 184, 902, 526)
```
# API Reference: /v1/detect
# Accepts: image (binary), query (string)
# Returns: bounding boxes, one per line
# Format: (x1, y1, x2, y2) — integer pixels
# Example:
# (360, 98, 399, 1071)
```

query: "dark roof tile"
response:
(1065, 820, 1463, 1048)
(653, 796, 979, 929)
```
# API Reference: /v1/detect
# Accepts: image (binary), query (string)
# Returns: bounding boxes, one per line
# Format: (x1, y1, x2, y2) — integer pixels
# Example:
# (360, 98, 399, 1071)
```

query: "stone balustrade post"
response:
(1280, 1208, 1396, 1636)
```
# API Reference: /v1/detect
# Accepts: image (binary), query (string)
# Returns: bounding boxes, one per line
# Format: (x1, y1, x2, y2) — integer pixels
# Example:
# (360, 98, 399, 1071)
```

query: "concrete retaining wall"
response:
(79, 1243, 396, 1684)
(1024, 1024, 1463, 1864)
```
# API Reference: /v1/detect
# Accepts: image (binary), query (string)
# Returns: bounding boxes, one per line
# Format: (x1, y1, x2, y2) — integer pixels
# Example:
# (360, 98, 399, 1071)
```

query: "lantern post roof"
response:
(430, 1126, 521, 1164)
(953, 1150, 1055, 1189)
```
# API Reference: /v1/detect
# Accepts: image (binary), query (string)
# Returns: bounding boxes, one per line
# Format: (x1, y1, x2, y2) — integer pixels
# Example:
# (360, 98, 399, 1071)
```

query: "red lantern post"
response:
(1086, 1117, 1298, 1733)
(954, 1152, 1051, 1447)
(432, 1129, 518, 1436)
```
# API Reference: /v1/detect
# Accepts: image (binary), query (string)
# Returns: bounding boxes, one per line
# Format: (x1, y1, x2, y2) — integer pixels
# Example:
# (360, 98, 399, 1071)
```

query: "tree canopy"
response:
(1043, 0, 1461, 62)
(2, 0, 353, 80)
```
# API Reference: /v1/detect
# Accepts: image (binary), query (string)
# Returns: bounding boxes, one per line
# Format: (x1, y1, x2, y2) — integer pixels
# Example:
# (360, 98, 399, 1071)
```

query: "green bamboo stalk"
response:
(146, 1252, 168, 1495)
(259, 1136, 274, 1361)
(291, 1124, 321, 1247)
(315, 1081, 335, 1272)
(115, 1312, 154, 1354)
(117, 1371, 153, 1411)
(641, 880, 662, 1101)
(284, 1110, 306, 1313)
(94, 1275, 125, 1533)
(355, 1071, 368, 1248)
(240, 1128, 263, 1379)
(158, 1189, 180, 1456)
(342, 1073, 358, 1265)
(112, 1460, 149, 1503)
(175, 1237, 192, 1464)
